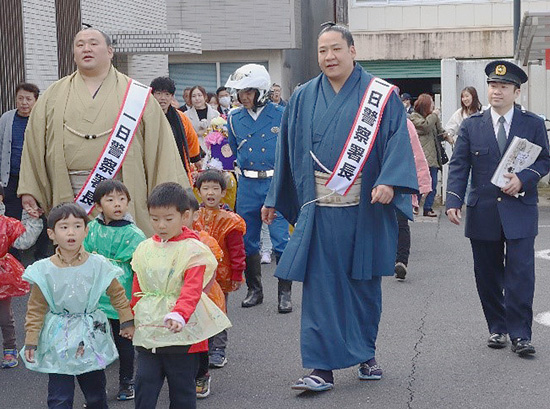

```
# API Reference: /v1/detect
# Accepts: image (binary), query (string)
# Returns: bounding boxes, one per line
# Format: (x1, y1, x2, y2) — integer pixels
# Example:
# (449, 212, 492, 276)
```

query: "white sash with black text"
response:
(325, 77, 396, 196)
(75, 79, 151, 214)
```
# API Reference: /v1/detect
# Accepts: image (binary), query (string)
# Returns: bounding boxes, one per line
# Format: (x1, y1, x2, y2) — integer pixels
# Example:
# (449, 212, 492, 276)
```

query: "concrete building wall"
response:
(350, 0, 550, 32)
(166, 0, 301, 51)
(353, 29, 512, 61)
(81, 0, 169, 84)
(22, 0, 59, 91)
(81, 0, 167, 31)
(167, 0, 322, 101)
(350, 0, 550, 60)
(127, 55, 169, 85)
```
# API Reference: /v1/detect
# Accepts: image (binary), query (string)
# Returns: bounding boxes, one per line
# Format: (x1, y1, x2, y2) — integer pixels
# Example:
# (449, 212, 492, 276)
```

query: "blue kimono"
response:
(265, 64, 418, 370)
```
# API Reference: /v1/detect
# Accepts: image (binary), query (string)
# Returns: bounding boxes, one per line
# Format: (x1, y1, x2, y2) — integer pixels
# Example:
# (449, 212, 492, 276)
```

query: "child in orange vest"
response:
(185, 190, 226, 398)
(194, 170, 246, 370)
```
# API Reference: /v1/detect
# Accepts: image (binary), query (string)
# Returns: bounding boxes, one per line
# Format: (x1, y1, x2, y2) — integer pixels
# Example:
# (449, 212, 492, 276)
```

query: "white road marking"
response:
(534, 311, 550, 327)
(535, 249, 550, 260)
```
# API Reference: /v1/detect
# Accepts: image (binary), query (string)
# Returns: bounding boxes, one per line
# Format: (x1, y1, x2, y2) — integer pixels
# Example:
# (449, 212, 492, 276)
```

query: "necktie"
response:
(497, 116, 507, 155)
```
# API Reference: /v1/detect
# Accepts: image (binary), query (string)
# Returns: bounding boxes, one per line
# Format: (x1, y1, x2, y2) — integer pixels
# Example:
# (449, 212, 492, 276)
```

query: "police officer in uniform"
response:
(446, 60, 550, 356)
(225, 64, 292, 313)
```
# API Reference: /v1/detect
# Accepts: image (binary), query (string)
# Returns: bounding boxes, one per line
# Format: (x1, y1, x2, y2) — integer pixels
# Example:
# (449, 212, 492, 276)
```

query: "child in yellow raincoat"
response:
(130, 182, 230, 409)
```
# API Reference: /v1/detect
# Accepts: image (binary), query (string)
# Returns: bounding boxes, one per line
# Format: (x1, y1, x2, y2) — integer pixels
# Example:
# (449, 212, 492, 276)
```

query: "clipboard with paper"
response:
(491, 136, 542, 191)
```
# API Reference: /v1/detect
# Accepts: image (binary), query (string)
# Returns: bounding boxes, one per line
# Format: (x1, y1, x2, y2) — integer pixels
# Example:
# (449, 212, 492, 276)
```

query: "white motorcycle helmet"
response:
(225, 64, 271, 108)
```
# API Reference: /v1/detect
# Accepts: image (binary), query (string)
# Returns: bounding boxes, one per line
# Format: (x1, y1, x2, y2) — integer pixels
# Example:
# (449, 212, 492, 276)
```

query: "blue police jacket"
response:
(446, 108, 550, 240)
(227, 102, 284, 171)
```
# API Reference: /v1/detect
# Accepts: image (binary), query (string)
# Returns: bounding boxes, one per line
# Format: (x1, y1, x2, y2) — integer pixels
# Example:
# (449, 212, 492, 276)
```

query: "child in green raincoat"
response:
(83, 180, 146, 401)
(22, 203, 135, 408)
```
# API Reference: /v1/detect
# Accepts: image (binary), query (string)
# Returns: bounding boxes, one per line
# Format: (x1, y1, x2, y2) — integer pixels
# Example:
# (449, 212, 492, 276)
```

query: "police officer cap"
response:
(485, 60, 528, 87)
(401, 92, 412, 101)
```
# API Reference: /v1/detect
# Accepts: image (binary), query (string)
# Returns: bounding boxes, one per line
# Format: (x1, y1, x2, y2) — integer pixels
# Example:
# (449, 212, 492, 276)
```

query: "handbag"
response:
(437, 133, 449, 166)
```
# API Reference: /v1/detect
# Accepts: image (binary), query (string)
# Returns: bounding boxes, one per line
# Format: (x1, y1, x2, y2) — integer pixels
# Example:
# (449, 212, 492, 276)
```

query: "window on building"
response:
(169, 61, 269, 105)
(169, 63, 217, 105)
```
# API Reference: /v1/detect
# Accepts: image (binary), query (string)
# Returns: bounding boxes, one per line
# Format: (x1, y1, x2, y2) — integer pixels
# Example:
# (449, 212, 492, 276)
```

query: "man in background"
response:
(401, 92, 414, 115)
(179, 87, 193, 113)
(270, 83, 286, 107)
(0, 83, 40, 220)
(151, 76, 202, 185)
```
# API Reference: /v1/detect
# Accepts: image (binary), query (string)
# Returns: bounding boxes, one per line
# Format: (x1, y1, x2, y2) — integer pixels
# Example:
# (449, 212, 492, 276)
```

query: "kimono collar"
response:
(152, 226, 199, 242)
(322, 63, 362, 95)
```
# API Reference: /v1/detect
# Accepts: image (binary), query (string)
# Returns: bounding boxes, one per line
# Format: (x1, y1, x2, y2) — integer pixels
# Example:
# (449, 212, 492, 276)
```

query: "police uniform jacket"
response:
(227, 102, 284, 172)
(446, 108, 550, 241)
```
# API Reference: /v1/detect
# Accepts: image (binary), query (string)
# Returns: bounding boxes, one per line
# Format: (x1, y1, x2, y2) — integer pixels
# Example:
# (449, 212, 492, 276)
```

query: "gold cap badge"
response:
(495, 65, 506, 76)
(271, 127, 280, 134)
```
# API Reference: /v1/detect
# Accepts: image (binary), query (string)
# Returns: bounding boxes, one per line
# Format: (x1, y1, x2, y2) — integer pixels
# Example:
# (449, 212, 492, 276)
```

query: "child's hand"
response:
(25, 347, 36, 363)
(165, 319, 184, 333)
(120, 326, 134, 340)
(231, 280, 243, 291)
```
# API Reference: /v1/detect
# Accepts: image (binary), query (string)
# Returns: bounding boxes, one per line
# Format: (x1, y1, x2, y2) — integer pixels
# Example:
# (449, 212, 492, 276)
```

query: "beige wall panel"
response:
(523, 0, 550, 12)
(402, 6, 422, 30)
(349, 1, 550, 32)
(473, 4, 492, 27)
(419, 6, 438, 29)
(348, 6, 368, 29)
(453, 5, 475, 29)
(493, 2, 513, 26)
(437, 5, 457, 29)
(367, 7, 387, 31)
(384, 7, 404, 31)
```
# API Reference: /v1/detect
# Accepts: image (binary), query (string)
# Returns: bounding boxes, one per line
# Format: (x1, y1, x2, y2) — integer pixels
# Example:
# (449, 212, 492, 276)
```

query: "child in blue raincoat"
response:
(22, 203, 134, 408)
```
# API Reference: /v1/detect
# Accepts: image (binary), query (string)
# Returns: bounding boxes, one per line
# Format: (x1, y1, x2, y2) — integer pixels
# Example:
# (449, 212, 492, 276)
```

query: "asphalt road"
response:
(4, 205, 550, 408)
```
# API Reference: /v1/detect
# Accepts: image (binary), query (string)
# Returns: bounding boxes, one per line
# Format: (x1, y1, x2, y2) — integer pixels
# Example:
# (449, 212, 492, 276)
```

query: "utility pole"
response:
(514, 0, 521, 52)
(335, 0, 348, 25)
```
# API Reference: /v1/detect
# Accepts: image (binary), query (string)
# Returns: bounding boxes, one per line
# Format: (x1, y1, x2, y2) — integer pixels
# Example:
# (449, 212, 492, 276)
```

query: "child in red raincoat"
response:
(0, 185, 30, 368)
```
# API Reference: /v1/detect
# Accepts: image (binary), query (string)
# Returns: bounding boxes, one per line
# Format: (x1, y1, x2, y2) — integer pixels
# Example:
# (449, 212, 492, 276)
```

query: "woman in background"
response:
(208, 92, 219, 112)
(410, 93, 452, 217)
(445, 86, 482, 141)
(184, 86, 220, 152)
